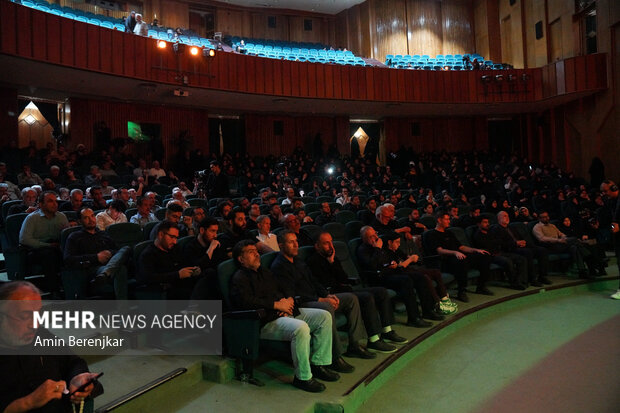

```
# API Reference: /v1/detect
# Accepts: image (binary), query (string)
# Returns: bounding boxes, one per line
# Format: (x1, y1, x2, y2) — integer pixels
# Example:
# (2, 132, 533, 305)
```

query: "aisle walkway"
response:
(358, 290, 620, 413)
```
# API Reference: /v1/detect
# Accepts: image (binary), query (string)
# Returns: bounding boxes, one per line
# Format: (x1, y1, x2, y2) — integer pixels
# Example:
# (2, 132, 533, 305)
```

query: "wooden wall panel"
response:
(372, 0, 408, 62)
(32, 12, 46, 60)
(335, 11, 349, 51)
(99, 29, 112, 73)
(407, 0, 443, 57)
(251, 13, 289, 41)
(0, 88, 18, 147)
(288, 16, 325, 44)
(474, 0, 489, 61)
(347, 5, 362, 57)
(69, 98, 209, 164)
(216, 9, 250, 38)
(358, 1, 373, 58)
(161, 0, 189, 31)
(16, 6, 32, 58)
(441, 0, 475, 55)
(87, 25, 100, 70)
(60, 20, 74, 66)
(46, 15, 61, 64)
(0, 1, 17, 55)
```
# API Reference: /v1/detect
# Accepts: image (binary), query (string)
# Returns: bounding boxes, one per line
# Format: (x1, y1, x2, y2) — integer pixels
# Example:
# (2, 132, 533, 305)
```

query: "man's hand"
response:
(454, 251, 467, 260)
(178, 267, 194, 279)
(612, 222, 619, 234)
(30, 379, 66, 409)
(274, 297, 295, 315)
(206, 240, 220, 258)
(516, 240, 527, 248)
(97, 250, 112, 264)
(475, 248, 490, 255)
(372, 237, 383, 249)
(69, 372, 98, 404)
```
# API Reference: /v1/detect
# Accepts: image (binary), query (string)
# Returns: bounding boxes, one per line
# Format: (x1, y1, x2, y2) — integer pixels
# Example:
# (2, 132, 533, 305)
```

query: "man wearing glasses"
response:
(138, 221, 209, 300)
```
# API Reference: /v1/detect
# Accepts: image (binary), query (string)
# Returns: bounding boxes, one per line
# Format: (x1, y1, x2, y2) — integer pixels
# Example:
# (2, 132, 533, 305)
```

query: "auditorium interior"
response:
(0, 0, 619, 412)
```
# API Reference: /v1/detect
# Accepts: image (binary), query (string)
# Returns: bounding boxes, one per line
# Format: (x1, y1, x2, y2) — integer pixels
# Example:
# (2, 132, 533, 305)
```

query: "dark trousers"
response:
(90, 246, 131, 299)
(353, 287, 394, 337)
(411, 266, 447, 303)
(540, 241, 595, 272)
(492, 252, 528, 285)
(370, 273, 422, 323)
(26, 246, 63, 293)
(440, 253, 492, 292)
(513, 246, 549, 281)
(303, 292, 366, 357)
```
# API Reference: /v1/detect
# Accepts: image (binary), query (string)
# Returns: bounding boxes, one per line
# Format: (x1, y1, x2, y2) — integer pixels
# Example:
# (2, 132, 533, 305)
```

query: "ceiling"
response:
(208, 0, 366, 15)
(0, 55, 595, 120)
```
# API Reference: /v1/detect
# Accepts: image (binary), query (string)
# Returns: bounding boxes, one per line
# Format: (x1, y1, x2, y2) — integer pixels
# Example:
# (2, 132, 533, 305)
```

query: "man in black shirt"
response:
(424, 212, 493, 302)
(357, 226, 432, 328)
(271, 231, 372, 370)
(472, 217, 528, 290)
(138, 221, 209, 300)
(149, 203, 190, 240)
(314, 202, 336, 226)
(205, 160, 229, 198)
(282, 213, 314, 246)
(182, 217, 227, 299)
(218, 208, 265, 255)
(493, 211, 551, 286)
(229, 240, 333, 393)
(0, 281, 101, 412)
(307, 232, 406, 352)
(63, 208, 130, 299)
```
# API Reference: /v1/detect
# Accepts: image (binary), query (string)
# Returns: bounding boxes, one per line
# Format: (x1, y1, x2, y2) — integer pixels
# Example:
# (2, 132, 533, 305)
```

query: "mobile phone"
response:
(69, 372, 103, 396)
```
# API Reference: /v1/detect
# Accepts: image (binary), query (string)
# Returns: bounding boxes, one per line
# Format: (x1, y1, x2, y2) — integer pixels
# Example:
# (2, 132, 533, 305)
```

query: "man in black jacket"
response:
(205, 160, 229, 198)
(472, 216, 528, 290)
(307, 232, 407, 353)
(493, 211, 550, 286)
(182, 216, 227, 299)
(271, 231, 373, 371)
(229, 240, 333, 393)
(138, 221, 209, 300)
(63, 208, 130, 299)
(357, 226, 432, 328)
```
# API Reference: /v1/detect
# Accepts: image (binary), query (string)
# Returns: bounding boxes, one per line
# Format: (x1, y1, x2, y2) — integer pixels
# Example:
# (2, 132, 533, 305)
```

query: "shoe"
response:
(367, 339, 397, 353)
(475, 286, 494, 296)
(456, 291, 469, 303)
(345, 345, 376, 359)
(438, 302, 458, 315)
(509, 283, 527, 291)
(422, 311, 445, 321)
(311, 365, 340, 382)
(292, 377, 326, 392)
(407, 318, 432, 328)
(530, 280, 543, 287)
(538, 276, 552, 285)
(329, 357, 355, 373)
(440, 298, 458, 308)
(381, 330, 408, 344)
(611, 290, 620, 300)
(90, 273, 108, 289)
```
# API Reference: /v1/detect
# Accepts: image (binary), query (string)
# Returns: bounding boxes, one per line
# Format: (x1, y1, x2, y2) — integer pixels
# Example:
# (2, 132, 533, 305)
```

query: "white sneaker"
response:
(611, 290, 620, 300)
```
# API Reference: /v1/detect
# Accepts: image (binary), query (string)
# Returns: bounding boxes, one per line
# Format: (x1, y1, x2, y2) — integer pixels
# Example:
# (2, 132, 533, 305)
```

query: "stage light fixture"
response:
(495, 74, 504, 82)
(190, 46, 200, 56)
(444, 66, 450, 71)
(480, 75, 492, 83)
(173, 43, 185, 54)
(507, 74, 516, 82)
(157, 40, 167, 49)
(521, 73, 530, 82)
(203, 48, 216, 58)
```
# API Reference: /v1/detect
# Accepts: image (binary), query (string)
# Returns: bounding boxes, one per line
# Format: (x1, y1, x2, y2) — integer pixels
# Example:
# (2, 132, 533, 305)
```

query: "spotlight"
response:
(495, 74, 504, 82)
(444, 66, 450, 71)
(521, 73, 530, 82)
(327, 167, 334, 175)
(203, 48, 216, 58)
(157, 40, 167, 49)
(481, 75, 492, 83)
(189, 46, 200, 56)
(507, 74, 516, 82)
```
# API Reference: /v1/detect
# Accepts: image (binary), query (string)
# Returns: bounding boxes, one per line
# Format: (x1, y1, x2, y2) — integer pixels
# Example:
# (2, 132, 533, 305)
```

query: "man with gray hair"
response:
(7, 187, 38, 216)
(60, 188, 85, 212)
(0, 281, 101, 411)
(133, 14, 148, 36)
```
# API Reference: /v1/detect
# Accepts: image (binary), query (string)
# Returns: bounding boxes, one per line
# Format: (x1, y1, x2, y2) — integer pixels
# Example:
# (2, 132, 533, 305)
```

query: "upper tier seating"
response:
(384, 53, 510, 71)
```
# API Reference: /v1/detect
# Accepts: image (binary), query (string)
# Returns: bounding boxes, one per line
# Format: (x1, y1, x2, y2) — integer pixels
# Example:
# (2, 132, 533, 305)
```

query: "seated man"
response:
(532, 211, 596, 278)
(455, 205, 482, 229)
(404, 208, 427, 235)
(267, 204, 284, 230)
(86, 185, 108, 211)
(472, 216, 528, 290)
(272, 231, 374, 371)
(219, 208, 267, 255)
(138, 221, 209, 300)
(7, 187, 38, 216)
(424, 211, 493, 303)
(0, 281, 102, 412)
(382, 232, 456, 316)
(492, 211, 551, 286)
(59, 188, 86, 213)
(19, 191, 68, 296)
(129, 197, 158, 228)
(149, 203, 188, 240)
(230, 240, 333, 392)
(308, 232, 407, 353)
(282, 213, 314, 246)
(357, 226, 431, 327)
(63, 208, 131, 299)
(96, 200, 128, 231)
(255, 215, 279, 252)
(314, 202, 336, 226)
(182, 216, 227, 299)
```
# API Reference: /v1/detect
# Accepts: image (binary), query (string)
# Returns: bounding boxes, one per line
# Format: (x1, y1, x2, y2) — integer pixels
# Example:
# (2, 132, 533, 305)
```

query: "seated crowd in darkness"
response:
(1, 141, 617, 392)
